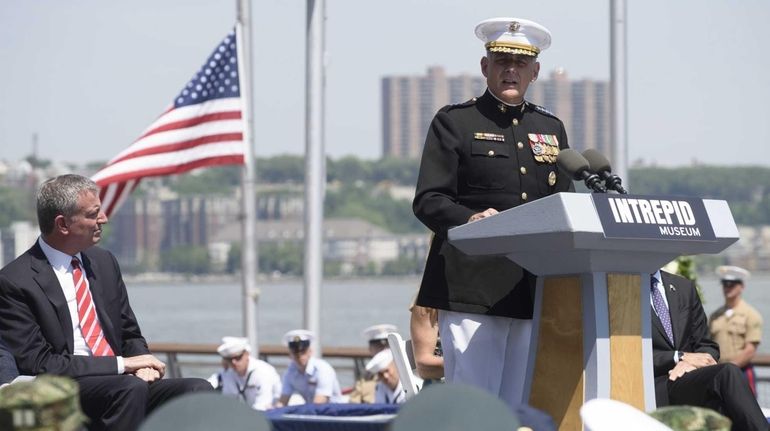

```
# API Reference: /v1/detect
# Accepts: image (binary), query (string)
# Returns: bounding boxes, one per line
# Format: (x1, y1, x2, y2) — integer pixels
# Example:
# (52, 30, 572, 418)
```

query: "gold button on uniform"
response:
(512, 118, 519, 126)
(520, 166, 527, 175)
(517, 141, 524, 149)
(521, 192, 528, 201)
(487, 150, 495, 157)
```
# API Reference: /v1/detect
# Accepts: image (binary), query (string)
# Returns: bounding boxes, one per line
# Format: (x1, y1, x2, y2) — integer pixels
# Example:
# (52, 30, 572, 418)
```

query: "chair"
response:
(387, 332, 423, 400)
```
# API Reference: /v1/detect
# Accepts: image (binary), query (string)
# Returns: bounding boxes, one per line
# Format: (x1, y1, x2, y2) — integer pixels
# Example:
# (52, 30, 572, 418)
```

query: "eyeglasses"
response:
(289, 346, 309, 354)
(226, 351, 247, 362)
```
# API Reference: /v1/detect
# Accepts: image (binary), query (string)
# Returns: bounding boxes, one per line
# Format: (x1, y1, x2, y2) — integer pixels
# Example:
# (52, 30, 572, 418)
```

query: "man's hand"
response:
(133, 367, 161, 383)
(668, 360, 697, 381)
(681, 352, 717, 368)
(468, 208, 499, 223)
(124, 354, 166, 377)
(668, 352, 717, 381)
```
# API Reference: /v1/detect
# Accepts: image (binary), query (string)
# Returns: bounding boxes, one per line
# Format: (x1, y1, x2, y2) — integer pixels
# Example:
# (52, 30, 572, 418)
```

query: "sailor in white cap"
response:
(365, 349, 405, 404)
(349, 323, 398, 403)
(709, 265, 763, 395)
(412, 16, 573, 408)
(278, 329, 344, 405)
(216, 336, 282, 410)
(363, 324, 397, 355)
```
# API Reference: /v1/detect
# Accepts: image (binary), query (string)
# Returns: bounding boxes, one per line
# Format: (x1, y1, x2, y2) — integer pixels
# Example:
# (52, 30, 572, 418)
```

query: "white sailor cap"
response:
(362, 324, 397, 342)
(475, 17, 552, 57)
(217, 336, 250, 359)
(716, 265, 750, 283)
(365, 348, 394, 375)
(283, 329, 315, 351)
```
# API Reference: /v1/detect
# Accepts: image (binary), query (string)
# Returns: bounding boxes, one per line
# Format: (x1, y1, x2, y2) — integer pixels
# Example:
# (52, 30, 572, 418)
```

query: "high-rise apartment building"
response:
(382, 66, 610, 161)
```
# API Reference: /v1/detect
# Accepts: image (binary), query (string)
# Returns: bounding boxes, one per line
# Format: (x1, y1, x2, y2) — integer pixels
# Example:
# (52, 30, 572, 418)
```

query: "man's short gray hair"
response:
(36, 174, 100, 235)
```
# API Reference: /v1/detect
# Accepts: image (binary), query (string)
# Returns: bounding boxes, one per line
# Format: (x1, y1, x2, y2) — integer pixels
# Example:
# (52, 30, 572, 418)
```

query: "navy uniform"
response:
(413, 17, 573, 407)
(217, 337, 282, 410)
(348, 323, 398, 404)
(365, 349, 407, 404)
(279, 330, 344, 404)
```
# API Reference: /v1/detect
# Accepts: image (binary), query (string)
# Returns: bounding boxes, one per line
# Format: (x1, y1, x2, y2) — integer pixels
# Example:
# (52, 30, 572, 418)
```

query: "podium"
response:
(448, 192, 739, 430)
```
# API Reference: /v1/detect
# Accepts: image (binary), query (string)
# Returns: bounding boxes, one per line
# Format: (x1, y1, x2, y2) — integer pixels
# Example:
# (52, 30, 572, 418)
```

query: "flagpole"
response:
(237, 0, 260, 354)
(610, 0, 629, 186)
(304, 0, 325, 355)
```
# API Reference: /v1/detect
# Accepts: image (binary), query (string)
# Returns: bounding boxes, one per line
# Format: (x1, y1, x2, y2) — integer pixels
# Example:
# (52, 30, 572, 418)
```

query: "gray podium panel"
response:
(448, 193, 739, 275)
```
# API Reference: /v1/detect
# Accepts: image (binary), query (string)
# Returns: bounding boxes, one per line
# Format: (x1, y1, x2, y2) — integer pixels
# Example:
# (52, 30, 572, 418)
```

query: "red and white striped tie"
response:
(72, 257, 114, 356)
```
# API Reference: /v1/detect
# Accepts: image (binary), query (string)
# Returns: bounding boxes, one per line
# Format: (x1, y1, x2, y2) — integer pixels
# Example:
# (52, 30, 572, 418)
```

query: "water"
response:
(128, 274, 770, 351)
(127, 276, 420, 348)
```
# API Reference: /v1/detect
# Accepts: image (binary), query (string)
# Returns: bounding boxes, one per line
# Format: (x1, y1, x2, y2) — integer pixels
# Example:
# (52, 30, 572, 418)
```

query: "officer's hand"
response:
(468, 208, 499, 223)
(681, 352, 717, 369)
(668, 360, 696, 381)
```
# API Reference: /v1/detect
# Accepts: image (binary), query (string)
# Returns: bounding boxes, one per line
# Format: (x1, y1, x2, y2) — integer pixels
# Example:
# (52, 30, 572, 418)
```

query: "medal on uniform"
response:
(528, 134, 560, 163)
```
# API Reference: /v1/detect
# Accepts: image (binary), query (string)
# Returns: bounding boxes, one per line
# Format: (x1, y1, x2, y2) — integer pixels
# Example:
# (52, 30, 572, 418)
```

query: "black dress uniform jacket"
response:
(413, 90, 573, 319)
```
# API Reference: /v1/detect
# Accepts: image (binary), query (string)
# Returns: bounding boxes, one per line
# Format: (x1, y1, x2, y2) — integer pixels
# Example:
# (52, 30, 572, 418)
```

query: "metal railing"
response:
(149, 342, 371, 383)
(150, 343, 770, 408)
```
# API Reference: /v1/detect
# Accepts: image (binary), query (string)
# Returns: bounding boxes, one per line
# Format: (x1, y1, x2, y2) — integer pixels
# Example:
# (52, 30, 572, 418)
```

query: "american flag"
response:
(92, 30, 245, 217)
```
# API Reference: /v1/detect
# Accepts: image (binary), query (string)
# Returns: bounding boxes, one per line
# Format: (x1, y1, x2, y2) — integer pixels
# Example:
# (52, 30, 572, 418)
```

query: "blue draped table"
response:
(266, 404, 399, 431)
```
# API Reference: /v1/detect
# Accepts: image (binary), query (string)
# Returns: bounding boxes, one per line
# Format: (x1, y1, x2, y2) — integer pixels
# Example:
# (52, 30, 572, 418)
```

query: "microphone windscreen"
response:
(556, 148, 590, 180)
(582, 149, 612, 173)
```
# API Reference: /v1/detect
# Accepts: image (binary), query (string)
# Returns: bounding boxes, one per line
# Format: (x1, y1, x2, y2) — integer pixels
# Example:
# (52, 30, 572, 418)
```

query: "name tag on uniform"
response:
(474, 132, 505, 142)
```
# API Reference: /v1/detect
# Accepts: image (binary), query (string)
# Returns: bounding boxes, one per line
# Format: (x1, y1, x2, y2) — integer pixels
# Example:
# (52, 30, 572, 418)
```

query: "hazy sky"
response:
(1, 0, 768, 167)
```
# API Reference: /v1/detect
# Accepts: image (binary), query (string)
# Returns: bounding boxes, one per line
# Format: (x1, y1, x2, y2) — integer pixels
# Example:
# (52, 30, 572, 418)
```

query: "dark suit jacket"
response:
(0, 335, 19, 384)
(652, 271, 720, 405)
(0, 242, 150, 377)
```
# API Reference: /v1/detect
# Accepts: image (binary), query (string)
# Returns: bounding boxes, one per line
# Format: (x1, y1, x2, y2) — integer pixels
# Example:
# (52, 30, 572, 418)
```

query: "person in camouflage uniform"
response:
(651, 405, 732, 431)
(0, 375, 87, 431)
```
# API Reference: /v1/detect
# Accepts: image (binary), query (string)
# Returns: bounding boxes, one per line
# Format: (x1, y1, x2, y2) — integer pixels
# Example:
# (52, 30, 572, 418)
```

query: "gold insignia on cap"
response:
(548, 171, 557, 186)
(509, 21, 521, 32)
(292, 336, 301, 342)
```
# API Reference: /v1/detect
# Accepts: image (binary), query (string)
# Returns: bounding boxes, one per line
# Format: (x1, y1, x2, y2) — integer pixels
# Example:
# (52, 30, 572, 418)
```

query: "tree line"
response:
(2, 158, 769, 234)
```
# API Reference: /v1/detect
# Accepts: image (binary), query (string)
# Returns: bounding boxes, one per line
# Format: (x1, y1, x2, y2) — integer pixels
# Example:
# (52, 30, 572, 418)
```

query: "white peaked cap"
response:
(475, 17, 552, 57)
(363, 324, 398, 342)
(217, 336, 250, 358)
(716, 265, 751, 282)
(365, 348, 394, 374)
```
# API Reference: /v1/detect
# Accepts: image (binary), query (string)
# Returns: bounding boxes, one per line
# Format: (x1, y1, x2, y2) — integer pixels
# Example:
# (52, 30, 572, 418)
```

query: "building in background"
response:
(381, 66, 611, 161)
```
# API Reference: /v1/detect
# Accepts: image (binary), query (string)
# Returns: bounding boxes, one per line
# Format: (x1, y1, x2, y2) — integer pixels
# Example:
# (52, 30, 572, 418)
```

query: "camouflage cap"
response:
(0, 375, 87, 431)
(650, 405, 731, 431)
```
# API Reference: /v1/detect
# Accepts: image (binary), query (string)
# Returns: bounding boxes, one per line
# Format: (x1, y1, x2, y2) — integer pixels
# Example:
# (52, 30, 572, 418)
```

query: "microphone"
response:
(582, 149, 628, 194)
(556, 149, 607, 193)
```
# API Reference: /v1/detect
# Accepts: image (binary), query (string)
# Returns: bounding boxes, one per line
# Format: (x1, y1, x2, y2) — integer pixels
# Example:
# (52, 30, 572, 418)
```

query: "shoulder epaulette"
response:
(440, 97, 478, 113)
(528, 102, 559, 119)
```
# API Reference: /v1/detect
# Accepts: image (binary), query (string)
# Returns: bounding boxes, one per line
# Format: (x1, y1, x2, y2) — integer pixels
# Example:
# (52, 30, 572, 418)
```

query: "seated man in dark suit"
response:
(652, 269, 768, 431)
(0, 174, 212, 430)
(0, 335, 19, 386)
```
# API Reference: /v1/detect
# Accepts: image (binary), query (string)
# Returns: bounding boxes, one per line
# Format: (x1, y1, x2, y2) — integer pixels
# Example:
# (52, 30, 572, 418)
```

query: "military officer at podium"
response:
(412, 17, 573, 407)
